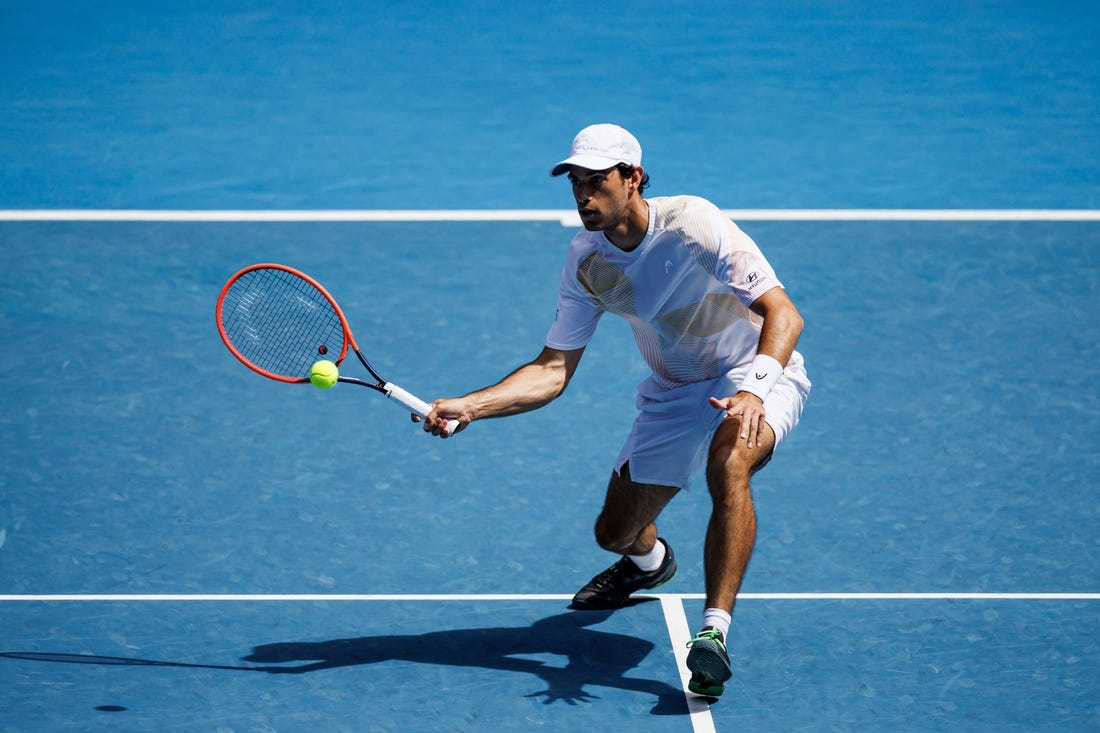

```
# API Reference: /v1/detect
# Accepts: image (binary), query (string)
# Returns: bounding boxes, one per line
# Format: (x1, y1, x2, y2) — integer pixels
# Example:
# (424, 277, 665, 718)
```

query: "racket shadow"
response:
(0, 650, 265, 673)
(245, 609, 688, 713)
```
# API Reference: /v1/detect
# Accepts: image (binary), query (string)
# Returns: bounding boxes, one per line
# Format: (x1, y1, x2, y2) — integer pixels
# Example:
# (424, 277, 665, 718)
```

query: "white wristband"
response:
(738, 354, 783, 402)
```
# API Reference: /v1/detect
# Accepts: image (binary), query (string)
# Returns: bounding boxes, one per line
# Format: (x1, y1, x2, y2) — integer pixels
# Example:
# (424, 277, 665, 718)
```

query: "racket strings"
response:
(219, 268, 346, 379)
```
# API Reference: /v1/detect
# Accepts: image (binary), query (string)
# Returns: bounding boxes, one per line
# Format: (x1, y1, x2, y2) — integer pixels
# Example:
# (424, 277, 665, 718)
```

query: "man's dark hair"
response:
(617, 163, 650, 193)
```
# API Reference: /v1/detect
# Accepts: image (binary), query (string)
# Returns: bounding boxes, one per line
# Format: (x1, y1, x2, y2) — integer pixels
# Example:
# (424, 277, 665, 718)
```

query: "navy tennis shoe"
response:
(571, 538, 677, 610)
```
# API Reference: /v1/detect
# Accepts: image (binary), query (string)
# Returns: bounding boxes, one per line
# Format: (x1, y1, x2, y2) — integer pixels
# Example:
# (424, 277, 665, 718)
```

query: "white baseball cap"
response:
(550, 123, 642, 176)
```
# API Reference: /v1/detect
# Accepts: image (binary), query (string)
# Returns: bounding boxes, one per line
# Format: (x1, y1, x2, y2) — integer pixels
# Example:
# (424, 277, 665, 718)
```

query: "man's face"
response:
(567, 166, 633, 232)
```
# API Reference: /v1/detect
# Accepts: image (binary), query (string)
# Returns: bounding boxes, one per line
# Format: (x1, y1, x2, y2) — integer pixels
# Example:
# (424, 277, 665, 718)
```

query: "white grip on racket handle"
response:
(384, 383, 461, 435)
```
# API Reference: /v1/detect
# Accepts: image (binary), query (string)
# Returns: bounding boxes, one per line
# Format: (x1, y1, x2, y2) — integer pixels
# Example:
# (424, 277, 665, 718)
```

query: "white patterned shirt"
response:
(546, 195, 800, 390)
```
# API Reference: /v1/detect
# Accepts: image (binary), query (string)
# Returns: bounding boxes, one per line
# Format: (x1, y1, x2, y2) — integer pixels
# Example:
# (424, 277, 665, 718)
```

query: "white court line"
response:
(0, 209, 1099, 223)
(0, 592, 1096, 602)
(708, 592, 1100, 600)
(0, 209, 574, 222)
(0, 593, 575, 602)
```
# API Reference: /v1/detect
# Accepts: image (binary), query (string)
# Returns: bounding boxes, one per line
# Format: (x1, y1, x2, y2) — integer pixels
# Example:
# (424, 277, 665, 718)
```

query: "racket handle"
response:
(384, 383, 461, 435)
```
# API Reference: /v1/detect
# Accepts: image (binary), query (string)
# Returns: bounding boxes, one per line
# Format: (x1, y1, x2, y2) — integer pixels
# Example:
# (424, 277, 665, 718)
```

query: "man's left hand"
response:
(709, 393, 767, 449)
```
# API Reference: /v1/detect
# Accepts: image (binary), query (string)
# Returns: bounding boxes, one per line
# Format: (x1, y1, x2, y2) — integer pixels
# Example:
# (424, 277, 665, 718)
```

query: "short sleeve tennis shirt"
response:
(546, 195, 794, 391)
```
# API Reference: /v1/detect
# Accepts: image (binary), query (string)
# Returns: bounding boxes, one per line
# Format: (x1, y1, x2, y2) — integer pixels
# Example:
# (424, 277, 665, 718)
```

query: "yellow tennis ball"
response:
(309, 360, 339, 389)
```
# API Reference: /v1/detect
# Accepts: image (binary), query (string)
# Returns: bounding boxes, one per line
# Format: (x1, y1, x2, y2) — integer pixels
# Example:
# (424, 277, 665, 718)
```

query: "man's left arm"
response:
(709, 286, 804, 448)
(747, 285, 803, 370)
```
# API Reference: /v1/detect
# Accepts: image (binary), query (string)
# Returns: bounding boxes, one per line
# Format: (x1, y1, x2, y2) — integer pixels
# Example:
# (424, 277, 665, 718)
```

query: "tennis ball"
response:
(309, 360, 339, 389)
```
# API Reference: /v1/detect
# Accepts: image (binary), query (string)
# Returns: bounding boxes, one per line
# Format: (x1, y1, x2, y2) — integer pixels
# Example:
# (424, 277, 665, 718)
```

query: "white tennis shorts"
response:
(614, 357, 811, 489)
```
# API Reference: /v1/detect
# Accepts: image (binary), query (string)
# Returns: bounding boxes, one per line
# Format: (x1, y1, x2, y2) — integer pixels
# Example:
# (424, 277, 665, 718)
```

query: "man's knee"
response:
(707, 417, 774, 491)
(593, 513, 639, 554)
(592, 465, 677, 554)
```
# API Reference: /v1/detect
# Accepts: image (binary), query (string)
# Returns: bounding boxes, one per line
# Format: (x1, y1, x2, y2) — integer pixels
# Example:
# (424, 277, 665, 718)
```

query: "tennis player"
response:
(420, 124, 810, 697)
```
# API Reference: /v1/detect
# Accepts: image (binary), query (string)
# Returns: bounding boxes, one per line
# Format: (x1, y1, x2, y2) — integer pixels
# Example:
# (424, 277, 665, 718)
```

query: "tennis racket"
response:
(216, 263, 458, 434)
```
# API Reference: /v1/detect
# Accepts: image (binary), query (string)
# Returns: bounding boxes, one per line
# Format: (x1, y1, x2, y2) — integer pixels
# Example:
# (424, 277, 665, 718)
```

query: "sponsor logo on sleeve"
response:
(744, 271, 765, 291)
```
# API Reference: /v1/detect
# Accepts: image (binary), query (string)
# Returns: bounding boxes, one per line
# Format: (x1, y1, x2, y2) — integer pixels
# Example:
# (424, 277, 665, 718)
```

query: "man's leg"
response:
(571, 463, 680, 610)
(686, 415, 776, 696)
(703, 416, 775, 612)
(594, 461, 679, 555)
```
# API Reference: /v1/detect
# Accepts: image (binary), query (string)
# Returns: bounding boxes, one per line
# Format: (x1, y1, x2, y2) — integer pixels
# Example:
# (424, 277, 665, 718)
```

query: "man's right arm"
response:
(420, 346, 585, 437)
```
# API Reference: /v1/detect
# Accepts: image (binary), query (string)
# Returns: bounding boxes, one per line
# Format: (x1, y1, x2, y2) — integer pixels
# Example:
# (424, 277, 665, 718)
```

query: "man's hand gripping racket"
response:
(216, 263, 459, 436)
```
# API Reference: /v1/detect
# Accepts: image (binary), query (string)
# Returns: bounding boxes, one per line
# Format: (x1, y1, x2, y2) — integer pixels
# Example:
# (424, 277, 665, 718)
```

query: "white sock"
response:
(701, 608, 732, 639)
(627, 540, 666, 572)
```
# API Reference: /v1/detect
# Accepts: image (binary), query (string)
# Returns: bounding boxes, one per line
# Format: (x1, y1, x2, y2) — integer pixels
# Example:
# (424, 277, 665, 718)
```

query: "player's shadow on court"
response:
(244, 608, 688, 714)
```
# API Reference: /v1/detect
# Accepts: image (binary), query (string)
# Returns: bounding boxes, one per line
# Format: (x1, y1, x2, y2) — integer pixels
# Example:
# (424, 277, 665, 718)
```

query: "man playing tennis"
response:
(420, 124, 810, 698)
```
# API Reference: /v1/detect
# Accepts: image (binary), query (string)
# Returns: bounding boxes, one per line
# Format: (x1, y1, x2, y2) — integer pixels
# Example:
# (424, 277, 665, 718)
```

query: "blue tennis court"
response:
(2, 2, 1098, 732)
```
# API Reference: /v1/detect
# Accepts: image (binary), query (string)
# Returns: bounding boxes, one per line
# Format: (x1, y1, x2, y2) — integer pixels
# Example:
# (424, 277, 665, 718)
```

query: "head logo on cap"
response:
(550, 124, 643, 177)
